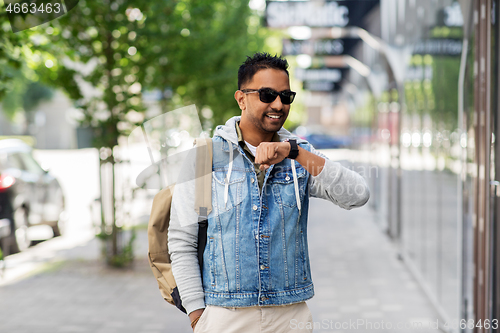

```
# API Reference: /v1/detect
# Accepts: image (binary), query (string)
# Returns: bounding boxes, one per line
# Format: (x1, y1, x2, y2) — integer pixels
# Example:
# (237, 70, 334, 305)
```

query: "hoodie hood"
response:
(213, 116, 307, 145)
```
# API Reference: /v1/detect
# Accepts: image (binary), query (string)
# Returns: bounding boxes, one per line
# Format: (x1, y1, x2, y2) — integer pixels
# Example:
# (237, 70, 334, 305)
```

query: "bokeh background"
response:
(1, 1, 498, 333)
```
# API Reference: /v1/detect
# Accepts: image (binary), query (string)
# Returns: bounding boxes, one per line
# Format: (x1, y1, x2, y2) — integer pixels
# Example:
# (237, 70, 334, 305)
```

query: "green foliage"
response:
(404, 52, 460, 132)
(0, 8, 25, 100)
(352, 93, 376, 127)
(1, 71, 26, 119)
(1, 73, 54, 120)
(41, 0, 150, 148)
(1, 0, 267, 137)
(23, 81, 53, 111)
(95, 230, 109, 241)
(109, 228, 136, 267)
(34, 0, 266, 146)
(137, 0, 266, 127)
(431, 56, 460, 130)
(97, 227, 136, 267)
(0, 2, 59, 120)
(430, 26, 463, 39)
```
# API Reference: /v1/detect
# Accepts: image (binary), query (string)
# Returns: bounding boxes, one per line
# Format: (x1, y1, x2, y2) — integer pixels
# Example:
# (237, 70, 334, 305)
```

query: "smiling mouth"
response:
(266, 114, 282, 119)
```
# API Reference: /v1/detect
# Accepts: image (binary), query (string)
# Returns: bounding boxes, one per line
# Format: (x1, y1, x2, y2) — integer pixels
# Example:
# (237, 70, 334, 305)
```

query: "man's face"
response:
(236, 68, 291, 135)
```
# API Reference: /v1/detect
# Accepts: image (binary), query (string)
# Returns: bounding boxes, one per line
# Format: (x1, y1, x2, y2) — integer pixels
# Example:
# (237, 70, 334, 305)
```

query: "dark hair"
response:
(237, 52, 289, 89)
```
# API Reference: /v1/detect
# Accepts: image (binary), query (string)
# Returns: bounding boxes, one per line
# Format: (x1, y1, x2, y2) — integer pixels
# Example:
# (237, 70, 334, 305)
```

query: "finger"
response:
(257, 144, 268, 163)
(258, 145, 270, 164)
(271, 145, 278, 159)
(255, 147, 263, 164)
(268, 145, 277, 160)
(267, 145, 274, 161)
(256, 151, 265, 164)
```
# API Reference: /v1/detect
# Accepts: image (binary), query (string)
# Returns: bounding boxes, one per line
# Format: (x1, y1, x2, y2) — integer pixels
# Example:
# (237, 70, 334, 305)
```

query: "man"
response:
(168, 53, 369, 332)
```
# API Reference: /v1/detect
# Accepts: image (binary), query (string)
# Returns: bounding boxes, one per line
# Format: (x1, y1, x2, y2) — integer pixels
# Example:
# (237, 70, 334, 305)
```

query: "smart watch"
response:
(286, 139, 299, 159)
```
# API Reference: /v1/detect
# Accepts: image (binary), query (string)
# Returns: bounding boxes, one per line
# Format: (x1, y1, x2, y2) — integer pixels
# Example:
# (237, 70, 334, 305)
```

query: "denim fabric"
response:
(202, 137, 314, 307)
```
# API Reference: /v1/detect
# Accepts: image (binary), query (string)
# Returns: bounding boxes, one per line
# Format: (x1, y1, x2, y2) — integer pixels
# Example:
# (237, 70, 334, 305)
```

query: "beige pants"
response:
(194, 302, 313, 333)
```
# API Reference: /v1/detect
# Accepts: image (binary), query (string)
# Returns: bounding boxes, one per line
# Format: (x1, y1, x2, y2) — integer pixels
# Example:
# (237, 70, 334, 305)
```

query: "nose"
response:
(269, 94, 284, 111)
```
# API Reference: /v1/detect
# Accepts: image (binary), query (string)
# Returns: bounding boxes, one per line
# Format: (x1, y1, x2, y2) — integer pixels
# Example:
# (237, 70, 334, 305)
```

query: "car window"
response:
(6, 153, 25, 170)
(17, 152, 45, 175)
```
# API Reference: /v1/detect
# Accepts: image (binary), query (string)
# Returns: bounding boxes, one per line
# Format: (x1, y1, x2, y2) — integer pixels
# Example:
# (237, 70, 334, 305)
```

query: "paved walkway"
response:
(307, 201, 441, 333)
(0, 200, 442, 333)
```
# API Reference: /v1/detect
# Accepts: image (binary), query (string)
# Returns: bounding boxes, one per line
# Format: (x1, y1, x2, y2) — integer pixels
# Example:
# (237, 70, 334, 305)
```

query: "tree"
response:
(0, 6, 26, 101)
(0, 4, 51, 115)
(34, 0, 265, 265)
(37, 0, 152, 265)
(0, 3, 71, 128)
(137, 0, 265, 127)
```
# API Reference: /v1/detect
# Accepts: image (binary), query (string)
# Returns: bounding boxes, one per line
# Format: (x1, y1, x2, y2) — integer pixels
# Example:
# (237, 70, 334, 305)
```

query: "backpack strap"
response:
(194, 138, 213, 216)
(193, 138, 213, 271)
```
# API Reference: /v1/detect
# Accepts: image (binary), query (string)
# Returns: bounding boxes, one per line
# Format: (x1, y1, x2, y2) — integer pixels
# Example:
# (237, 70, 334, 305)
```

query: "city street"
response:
(3, 0, 496, 329)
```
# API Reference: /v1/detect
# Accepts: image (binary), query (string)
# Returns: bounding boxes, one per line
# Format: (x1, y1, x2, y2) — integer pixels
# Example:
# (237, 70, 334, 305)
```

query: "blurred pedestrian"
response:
(168, 52, 370, 332)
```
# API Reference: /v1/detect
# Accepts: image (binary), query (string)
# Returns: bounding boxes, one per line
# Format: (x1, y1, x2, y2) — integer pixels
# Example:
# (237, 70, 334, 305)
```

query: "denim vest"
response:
(202, 136, 314, 307)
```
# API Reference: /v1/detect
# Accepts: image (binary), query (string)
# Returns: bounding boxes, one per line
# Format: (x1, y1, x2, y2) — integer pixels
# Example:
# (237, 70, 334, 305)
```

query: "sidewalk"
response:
(0, 200, 440, 333)
(307, 200, 440, 333)
(0, 230, 192, 333)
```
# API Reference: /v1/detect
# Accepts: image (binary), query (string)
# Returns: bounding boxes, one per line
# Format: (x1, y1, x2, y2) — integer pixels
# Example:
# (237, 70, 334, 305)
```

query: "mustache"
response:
(264, 111, 285, 116)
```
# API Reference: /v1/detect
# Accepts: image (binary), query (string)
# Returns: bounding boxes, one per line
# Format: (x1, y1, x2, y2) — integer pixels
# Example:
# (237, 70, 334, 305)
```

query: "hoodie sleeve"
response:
(168, 150, 206, 315)
(307, 146, 370, 209)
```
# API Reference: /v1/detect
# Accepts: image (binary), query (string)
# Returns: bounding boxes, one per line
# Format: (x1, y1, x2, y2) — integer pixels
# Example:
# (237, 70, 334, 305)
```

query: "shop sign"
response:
(266, 0, 379, 28)
(266, 1, 349, 28)
(282, 39, 345, 56)
(303, 81, 337, 92)
(295, 68, 343, 82)
(413, 39, 462, 56)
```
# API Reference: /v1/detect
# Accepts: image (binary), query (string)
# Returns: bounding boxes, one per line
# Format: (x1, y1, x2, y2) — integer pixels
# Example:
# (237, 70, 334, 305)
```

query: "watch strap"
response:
(287, 139, 299, 159)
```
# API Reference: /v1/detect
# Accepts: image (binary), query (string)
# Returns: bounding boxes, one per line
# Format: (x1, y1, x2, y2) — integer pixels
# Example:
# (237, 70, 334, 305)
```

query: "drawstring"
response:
(291, 161, 301, 211)
(224, 143, 234, 209)
(223, 141, 300, 212)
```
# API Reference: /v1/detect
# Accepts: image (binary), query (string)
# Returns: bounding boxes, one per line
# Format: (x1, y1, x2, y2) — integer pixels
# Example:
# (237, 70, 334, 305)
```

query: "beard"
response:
(257, 111, 287, 132)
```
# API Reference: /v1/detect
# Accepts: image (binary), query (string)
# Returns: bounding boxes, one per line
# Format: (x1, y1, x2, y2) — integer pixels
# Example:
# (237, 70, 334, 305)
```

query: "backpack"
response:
(147, 138, 213, 314)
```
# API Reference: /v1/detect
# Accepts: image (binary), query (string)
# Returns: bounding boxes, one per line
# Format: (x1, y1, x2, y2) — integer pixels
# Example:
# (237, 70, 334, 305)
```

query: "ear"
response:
(234, 90, 246, 111)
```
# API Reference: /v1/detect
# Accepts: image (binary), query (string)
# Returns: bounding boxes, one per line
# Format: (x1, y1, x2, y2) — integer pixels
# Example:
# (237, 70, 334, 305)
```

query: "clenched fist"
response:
(254, 141, 291, 171)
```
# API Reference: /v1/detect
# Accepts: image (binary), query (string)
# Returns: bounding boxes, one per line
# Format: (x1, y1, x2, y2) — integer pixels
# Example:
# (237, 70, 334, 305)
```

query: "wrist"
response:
(282, 141, 291, 156)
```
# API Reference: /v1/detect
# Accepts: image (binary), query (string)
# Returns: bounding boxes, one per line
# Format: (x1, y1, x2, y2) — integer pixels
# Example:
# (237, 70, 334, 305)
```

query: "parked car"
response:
(294, 126, 352, 149)
(0, 139, 66, 254)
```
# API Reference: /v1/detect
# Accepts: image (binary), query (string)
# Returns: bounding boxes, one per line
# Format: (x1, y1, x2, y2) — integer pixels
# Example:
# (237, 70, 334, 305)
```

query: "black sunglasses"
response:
(240, 88, 296, 105)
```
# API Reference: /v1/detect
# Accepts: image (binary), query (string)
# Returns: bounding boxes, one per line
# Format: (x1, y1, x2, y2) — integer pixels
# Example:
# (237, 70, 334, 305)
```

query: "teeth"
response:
(267, 115, 281, 119)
